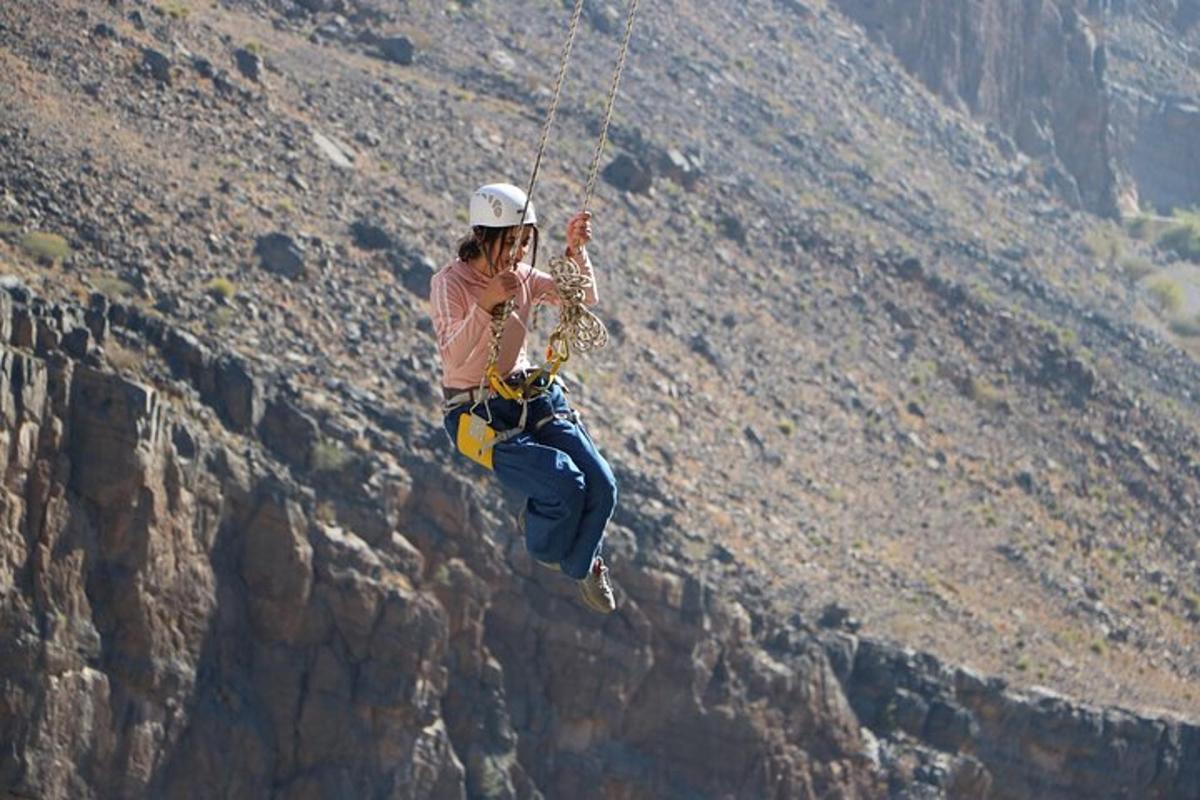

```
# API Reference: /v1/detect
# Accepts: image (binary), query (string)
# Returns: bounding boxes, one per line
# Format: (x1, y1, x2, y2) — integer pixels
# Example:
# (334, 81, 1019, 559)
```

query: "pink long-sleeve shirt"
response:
(430, 252, 598, 390)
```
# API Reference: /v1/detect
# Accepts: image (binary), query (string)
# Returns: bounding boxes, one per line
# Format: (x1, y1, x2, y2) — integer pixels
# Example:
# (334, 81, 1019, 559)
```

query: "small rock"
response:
(718, 213, 747, 244)
(489, 49, 516, 71)
(896, 256, 924, 281)
(778, 0, 814, 17)
(211, 69, 237, 95)
(351, 221, 392, 251)
(389, 245, 436, 298)
(658, 148, 702, 190)
(588, 3, 622, 34)
(354, 130, 382, 148)
(312, 131, 355, 170)
(91, 23, 117, 39)
(689, 333, 723, 369)
(602, 153, 653, 194)
(233, 48, 263, 82)
(819, 602, 859, 632)
(255, 233, 306, 279)
(314, 15, 351, 42)
(742, 425, 764, 449)
(140, 47, 171, 84)
(711, 543, 735, 564)
(377, 36, 414, 66)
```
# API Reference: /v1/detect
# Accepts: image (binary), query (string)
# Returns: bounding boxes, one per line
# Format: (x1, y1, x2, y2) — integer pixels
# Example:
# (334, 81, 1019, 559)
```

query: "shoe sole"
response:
(578, 581, 616, 614)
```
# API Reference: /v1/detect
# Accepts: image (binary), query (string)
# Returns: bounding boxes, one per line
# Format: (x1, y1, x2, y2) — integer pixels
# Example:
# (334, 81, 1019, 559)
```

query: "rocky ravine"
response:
(0, 280, 1196, 800)
(833, 0, 1120, 216)
(835, 0, 1200, 215)
(3, 0, 1200, 796)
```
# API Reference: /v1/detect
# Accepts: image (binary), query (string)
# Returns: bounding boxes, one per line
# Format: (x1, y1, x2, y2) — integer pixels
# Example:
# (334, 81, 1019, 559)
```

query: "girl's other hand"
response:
(478, 269, 521, 312)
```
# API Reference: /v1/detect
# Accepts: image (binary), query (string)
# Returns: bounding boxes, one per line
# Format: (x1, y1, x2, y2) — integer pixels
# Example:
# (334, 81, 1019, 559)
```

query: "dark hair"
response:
(457, 226, 503, 261)
(457, 225, 539, 270)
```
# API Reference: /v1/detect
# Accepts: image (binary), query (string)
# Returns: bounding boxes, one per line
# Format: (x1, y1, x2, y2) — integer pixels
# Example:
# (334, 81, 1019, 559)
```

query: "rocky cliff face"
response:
(0, 284, 882, 798)
(833, 0, 1200, 215)
(833, 0, 1121, 216)
(1, 280, 1195, 799)
(1113, 95, 1200, 213)
(1103, 2, 1200, 212)
(3, 0, 1200, 796)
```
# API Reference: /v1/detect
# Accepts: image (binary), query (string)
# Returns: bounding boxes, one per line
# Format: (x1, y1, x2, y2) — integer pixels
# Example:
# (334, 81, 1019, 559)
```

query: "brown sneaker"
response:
(578, 557, 616, 614)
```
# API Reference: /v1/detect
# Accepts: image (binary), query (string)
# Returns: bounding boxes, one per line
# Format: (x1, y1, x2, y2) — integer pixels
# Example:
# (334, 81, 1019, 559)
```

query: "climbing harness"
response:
(482, 0, 640, 402)
(446, 373, 578, 470)
(459, 0, 641, 467)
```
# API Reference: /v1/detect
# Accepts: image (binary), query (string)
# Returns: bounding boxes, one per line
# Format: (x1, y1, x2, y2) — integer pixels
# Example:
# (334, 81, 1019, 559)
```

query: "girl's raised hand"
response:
(565, 211, 593, 255)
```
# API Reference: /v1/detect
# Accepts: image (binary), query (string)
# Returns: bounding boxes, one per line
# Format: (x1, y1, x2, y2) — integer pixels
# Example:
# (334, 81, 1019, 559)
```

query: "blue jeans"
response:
(443, 382, 618, 580)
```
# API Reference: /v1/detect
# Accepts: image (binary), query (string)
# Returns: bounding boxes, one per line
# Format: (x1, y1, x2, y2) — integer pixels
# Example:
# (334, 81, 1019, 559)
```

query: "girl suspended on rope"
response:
(430, 183, 619, 614)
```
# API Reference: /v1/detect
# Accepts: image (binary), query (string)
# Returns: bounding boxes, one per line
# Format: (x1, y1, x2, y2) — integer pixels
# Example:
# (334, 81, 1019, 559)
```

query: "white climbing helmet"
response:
(469, 183, 537, 228)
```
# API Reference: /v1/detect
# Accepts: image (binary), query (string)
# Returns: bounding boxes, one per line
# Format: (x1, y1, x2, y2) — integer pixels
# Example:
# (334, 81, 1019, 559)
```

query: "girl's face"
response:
(488, 225, 535, 271)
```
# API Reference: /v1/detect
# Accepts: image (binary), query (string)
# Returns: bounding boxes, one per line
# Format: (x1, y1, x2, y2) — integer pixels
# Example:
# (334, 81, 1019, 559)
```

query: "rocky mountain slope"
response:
(1, 0, 1199, 797)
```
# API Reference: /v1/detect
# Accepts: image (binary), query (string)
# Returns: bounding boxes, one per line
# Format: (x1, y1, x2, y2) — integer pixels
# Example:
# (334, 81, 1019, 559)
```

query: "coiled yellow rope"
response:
(545, 253, 609, 365)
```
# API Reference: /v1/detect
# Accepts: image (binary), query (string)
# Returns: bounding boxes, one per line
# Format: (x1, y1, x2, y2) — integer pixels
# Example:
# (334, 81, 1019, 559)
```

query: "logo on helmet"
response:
(489, 196, 503, 218)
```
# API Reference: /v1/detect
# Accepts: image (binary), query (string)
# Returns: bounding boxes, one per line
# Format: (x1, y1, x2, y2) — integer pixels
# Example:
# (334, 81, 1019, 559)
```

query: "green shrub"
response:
(1082, 226, 1122, 266)
(1147, 276, 1184, 314)
(1157, 210, 1200, 262)
(312, 438, 353, 472)
(158, 1, 191, 18)
(94, 275, 135, 298)
(205, 277, 236, 301)
(1169, 316, 1200, 338)
(1118, 255, 1156, 281)
(1126, 214, 1155, 241)
(19, 231, 71, 264)
(206, 307, 235, 329)
(967, 377, 1010, 414)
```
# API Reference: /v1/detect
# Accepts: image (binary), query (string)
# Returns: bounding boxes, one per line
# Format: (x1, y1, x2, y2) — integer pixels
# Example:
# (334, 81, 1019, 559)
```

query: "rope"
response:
(546, 252, 610, 362)
(543, 0, 640, 368)
(582, 0, 641, 211)
(484, 0, 587, 393)
(484, 0, 642, 392)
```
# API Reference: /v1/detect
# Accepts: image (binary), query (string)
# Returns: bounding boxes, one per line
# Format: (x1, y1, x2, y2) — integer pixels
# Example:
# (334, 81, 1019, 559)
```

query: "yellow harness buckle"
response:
(456, 412, 498, 470)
